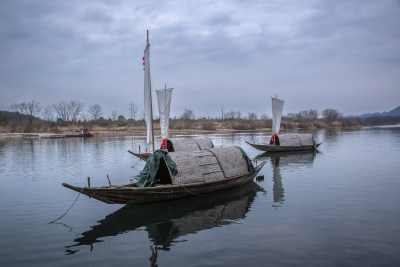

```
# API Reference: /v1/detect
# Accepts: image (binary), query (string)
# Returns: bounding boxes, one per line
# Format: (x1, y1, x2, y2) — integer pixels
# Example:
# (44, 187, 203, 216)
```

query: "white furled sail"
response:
(271, 96, 284, 135)
(143, 31, 154, 146)
(156, 86, 173, 139)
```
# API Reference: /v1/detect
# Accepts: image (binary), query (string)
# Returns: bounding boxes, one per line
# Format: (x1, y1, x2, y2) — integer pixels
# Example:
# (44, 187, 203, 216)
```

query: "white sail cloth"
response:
(156, 88, 173, 139)
(144, 42, 153, 144)
(271, 97, 284, 135)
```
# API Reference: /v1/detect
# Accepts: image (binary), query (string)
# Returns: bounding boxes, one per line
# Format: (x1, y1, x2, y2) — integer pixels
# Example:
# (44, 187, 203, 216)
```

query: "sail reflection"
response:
(66, 181, 263, 254)
(256, 151, 317, 208)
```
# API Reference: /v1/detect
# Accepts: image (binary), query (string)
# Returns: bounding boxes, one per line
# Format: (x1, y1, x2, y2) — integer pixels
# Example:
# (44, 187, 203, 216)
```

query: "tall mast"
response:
(147, 30, 155, 152)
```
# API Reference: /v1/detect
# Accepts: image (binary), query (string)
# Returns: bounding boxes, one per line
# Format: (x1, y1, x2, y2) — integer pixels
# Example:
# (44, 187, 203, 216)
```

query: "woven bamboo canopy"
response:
(275, 134, 316, 147)
(166, 137, 214, 152)
(155, 146, 250, 185)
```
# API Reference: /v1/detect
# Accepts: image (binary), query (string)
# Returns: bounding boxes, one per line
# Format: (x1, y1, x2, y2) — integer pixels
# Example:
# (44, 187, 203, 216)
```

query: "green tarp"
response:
(235, 146, 256, 174)
(136, 149, 178, 188)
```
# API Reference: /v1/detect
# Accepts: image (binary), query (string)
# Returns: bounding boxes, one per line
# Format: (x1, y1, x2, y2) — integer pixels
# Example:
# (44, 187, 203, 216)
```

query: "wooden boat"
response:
(65, 128, 93, 138)
(246, 96, 321, 152)
(246, 133, 321, 152)
(63, 146, 266, 205)
(128, 137, 214, 161)
(66, 181, 263, 252)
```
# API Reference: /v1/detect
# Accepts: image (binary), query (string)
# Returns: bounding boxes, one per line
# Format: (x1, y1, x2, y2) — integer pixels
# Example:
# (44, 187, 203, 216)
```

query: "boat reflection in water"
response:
(66, 181, 264, 256)
(255, 150, 317, 208)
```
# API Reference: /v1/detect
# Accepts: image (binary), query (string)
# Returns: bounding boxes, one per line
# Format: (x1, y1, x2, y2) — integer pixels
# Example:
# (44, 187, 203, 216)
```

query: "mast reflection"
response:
(256, 151, 317, 208)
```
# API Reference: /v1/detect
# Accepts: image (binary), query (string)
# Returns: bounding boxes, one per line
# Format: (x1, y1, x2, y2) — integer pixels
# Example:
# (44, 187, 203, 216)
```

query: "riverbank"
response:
(1, 115, 380, 140)
(0, 127, 272, 140)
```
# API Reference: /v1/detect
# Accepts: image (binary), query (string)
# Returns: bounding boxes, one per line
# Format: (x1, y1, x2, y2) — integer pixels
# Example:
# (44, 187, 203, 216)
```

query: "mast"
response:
(144, 30, 155, 152)
(148, 30, 155, 152)
(147, 30, 154, 152)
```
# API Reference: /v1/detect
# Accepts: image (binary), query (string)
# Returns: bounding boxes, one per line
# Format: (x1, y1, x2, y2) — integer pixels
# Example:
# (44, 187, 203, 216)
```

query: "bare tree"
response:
(260, 114, 268, 120)
(9, 103, 21, 113)
(68, 100, 84, 122)
(88, 104, 103, 121)
(307, 109, 319, 120)
(23, 100, 41, 125)
(248, 112, 258, 120)
(53, 101, 69, 121)
(9, 103, 24, 123)
(181, 109, 195, 120)
(286, 113, 296, 120)
(322, 108, 342, 123)
(129, 102, 137, 120)
(224, 111, 236, 119)
(298, 110, 308, 121)
(42, 104, 54, 121)
(9, 101, 40, 125)
(298, 109, 319, 120)
(111, 110, 118, 121)
(287, 109, 319, 121)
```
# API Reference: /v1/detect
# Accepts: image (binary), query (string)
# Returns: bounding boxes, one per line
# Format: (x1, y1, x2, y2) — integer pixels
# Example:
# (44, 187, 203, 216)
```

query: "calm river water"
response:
(0, 127, 399, 266)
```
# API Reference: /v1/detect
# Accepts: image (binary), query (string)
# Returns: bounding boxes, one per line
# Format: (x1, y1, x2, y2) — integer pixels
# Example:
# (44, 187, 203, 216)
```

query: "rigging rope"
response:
(48, 188, 83, 224)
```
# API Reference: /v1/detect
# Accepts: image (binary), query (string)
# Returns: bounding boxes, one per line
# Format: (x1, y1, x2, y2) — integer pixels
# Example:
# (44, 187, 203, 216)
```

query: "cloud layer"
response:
(1, 0, 399, 118)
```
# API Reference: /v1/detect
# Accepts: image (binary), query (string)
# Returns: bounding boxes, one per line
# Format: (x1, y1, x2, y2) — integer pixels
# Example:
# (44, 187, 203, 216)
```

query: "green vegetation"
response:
(0, 111, 8, 125)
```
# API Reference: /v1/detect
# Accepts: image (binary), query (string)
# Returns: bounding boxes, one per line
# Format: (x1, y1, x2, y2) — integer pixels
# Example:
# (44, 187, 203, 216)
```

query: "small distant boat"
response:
(246, 133, 321, 152)
(63, 146, 266, 205)
(128, 137, 214, 161)
(40, 128, 93, 139)
(246, 96, 320, 152)
(66, 128, 93, 138)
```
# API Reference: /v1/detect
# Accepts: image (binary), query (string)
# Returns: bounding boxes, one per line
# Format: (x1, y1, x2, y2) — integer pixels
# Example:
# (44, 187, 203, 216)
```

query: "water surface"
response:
(0, 127, 399, 266)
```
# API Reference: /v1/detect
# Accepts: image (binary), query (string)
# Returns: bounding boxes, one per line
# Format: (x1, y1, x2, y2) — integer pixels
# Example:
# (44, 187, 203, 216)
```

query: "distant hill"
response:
(358, 105, 400, 118)
(387, 106, 400, 116)
(1, 111, 42, 122)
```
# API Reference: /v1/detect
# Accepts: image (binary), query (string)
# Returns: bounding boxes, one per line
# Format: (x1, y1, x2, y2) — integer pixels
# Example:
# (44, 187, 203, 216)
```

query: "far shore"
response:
(0, 128, 273, 140)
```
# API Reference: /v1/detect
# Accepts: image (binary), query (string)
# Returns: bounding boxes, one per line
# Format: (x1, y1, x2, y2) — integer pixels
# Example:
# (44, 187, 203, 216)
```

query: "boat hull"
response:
(246, 141, 320, 152)
(62, 161, 266, 205)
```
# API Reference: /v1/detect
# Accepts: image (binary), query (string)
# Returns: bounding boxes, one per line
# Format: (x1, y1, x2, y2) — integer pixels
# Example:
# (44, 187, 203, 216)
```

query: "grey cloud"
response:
(0, 0, 399, 116)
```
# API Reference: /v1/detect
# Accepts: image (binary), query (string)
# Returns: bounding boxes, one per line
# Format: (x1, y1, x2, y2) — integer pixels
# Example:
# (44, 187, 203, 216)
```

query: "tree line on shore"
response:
(1, 100, 399, 133)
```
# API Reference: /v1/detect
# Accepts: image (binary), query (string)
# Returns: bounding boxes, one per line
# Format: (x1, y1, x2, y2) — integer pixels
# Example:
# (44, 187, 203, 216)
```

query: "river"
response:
(0, 126, 399, 266)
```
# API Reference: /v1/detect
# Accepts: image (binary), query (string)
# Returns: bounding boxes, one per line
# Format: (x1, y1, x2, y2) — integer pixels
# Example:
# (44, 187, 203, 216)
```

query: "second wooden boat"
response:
(246, 133, 321, 152)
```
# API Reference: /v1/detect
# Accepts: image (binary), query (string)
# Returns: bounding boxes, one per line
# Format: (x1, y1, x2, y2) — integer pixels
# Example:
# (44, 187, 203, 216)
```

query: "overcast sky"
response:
(1, 0, 399, 119)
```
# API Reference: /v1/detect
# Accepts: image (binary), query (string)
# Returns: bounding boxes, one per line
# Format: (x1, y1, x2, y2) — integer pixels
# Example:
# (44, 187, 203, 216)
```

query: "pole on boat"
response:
(107, 174, 112, 186)
(147, 30, 155, 152)
(87, 177, 91, 188)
